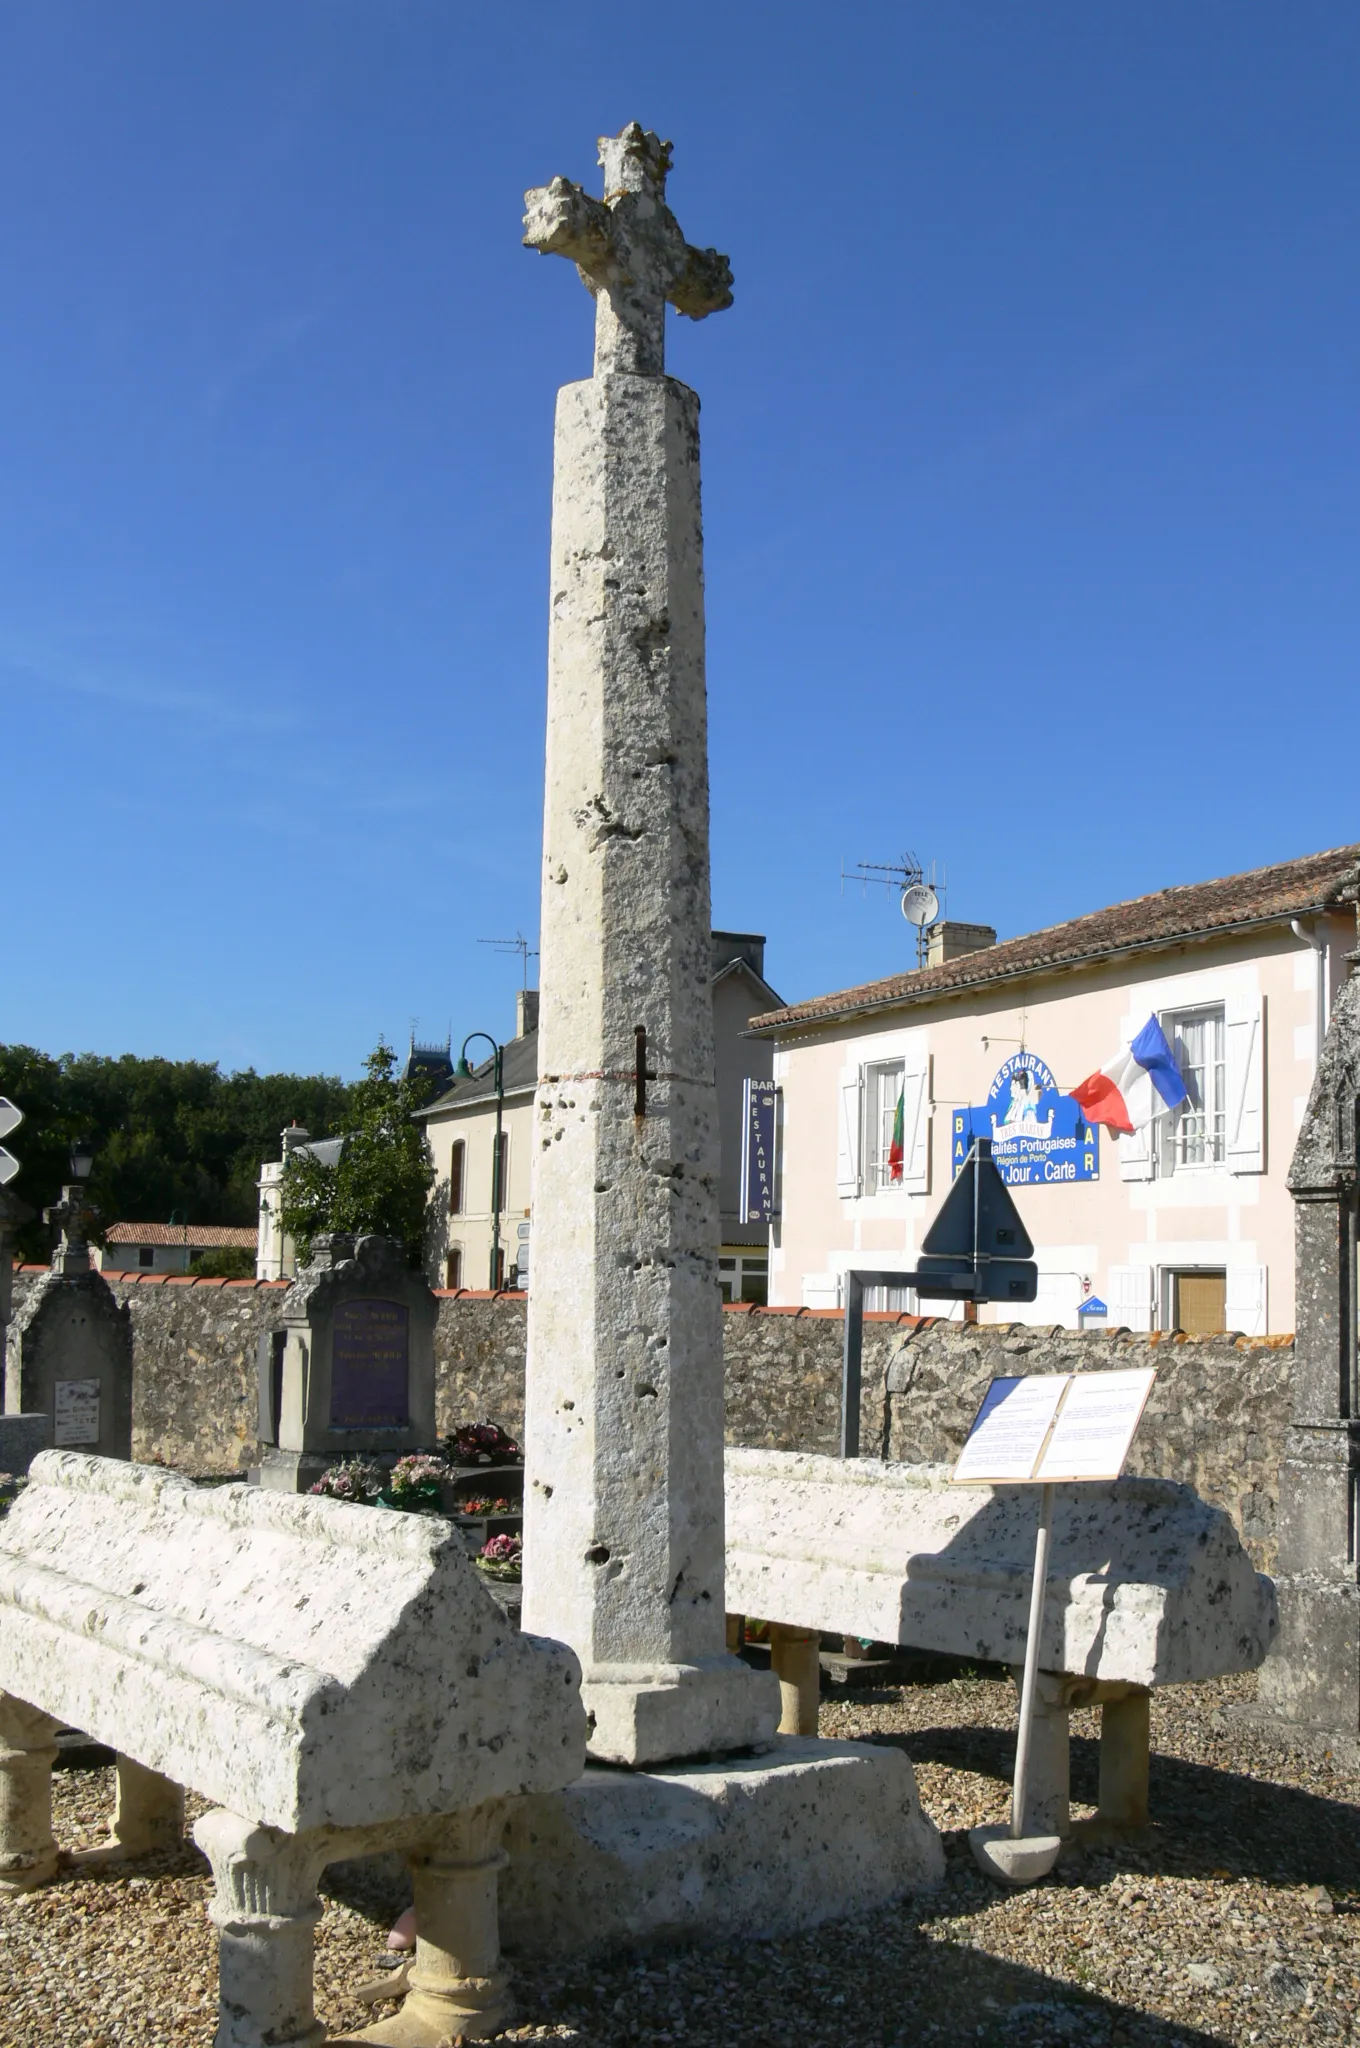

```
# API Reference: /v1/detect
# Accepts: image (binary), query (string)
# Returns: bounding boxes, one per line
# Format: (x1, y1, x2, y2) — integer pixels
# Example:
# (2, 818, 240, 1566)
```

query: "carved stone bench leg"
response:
(769, 1624, 821, 1736)
(0, 1693, 60, 1892)
(75, 1754, 186, 1869)
(1097, 1687, 1151, 1828)
(115, 1754, 185, 1855)
(351, 1800, 513, 2046)
(194, 1810, 327, 2048)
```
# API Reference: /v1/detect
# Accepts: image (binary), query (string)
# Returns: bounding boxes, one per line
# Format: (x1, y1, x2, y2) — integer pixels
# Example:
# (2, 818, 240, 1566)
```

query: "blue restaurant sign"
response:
(740, 1079, 779, 1224)
(952, 1051, 1099, 1187)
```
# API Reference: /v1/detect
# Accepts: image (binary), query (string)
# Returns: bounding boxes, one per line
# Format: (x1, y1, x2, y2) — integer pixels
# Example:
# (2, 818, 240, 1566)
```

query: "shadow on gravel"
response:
(508, 1907, 1231, 2048)
(876, 1722, 1360, 1892)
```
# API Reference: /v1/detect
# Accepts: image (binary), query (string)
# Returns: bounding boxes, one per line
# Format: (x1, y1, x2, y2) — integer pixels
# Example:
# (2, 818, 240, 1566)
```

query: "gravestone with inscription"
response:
(257, 1233, 437, 1492)
(4, 1185, 132, 1463)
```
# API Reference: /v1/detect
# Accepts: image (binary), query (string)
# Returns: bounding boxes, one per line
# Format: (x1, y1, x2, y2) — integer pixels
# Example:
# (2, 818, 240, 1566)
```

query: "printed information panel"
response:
(952, 1367, 1156, 1486)
(54, 1377, 101, 1447)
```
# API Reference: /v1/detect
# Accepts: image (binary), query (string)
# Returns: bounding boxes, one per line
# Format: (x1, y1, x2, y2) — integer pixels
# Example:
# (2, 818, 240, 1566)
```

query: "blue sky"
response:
(0, 4, 1355, 1078)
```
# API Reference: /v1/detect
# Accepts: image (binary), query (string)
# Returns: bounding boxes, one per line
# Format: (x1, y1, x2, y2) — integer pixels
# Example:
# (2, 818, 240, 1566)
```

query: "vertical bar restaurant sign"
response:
(740, 1080, 779, 1225)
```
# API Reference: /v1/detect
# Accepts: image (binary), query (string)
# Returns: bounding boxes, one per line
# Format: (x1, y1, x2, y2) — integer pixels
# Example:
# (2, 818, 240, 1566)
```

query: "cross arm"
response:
(522, 176, 614, 276)
(668, 242, 734, 322)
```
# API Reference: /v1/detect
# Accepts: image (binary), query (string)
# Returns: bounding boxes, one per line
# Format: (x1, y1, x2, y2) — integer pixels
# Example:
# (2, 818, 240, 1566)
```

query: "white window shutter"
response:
(1117, 1124, 1154, 1181)
(836, 1070, 862, 1197)
(1115, 1009, 1155, 1180)
(1225, 1264, 1267, 1337)
(899, 1059, 931, 1193)
(1107, 1264, 1153, 1332)
(1226, 993, 1266, 1174)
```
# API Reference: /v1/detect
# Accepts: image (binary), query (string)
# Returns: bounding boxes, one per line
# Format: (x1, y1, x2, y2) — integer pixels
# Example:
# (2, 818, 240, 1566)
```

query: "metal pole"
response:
(1011, 1481, 1054, 1839)
(490, 1044, 504, 1291)
(840, 1271, 864, 1459)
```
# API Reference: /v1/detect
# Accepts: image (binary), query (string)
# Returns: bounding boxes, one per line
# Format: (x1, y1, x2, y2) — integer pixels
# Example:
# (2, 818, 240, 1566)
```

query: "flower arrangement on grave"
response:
(476, 1533, 522, 1581)
(385, 1454, 450, 1512)
(309, 1458, 385, 1505)
(446, 1422, 520, 1465)
(456, 1495, 517, 1517)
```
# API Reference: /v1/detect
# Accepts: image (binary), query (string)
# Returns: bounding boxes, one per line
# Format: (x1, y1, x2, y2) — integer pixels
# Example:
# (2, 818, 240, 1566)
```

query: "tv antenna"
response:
(478, 932, 539, 988)
(841, 853, 945, 967)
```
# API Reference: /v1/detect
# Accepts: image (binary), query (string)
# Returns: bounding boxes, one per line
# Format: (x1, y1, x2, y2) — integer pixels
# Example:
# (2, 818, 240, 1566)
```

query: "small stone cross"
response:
(43, 1184, 91, 1275)
(523, 122, 733, 377)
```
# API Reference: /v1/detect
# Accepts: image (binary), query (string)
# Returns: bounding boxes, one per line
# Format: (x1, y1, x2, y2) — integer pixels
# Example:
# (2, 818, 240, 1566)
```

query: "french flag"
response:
(1070, 1016, 1188, 1135)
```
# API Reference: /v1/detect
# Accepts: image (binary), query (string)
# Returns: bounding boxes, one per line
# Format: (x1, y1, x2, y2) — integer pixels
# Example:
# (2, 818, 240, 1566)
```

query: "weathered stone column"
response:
(194, 1811, 328, 2048)
(0, 1693, 60, 1892)
(1254, 946, 1360, 1752)
(769, 1624, 822, 1737)
(520, 124, 777, 1766)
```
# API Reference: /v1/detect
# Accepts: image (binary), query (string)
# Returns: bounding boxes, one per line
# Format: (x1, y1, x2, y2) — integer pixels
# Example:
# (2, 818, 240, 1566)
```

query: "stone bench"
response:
(0, 1450, 585, 2046)
(725, 1449, 1278, 1839)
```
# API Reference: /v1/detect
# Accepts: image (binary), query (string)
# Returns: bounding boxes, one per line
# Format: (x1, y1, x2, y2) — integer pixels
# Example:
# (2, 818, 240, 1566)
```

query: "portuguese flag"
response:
(888, 1083, 905, 1184)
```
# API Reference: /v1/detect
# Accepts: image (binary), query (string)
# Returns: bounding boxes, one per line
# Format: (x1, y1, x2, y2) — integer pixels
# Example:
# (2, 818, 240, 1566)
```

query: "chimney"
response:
(516, 989, 540, 1038)
(927, 921, 997, 968)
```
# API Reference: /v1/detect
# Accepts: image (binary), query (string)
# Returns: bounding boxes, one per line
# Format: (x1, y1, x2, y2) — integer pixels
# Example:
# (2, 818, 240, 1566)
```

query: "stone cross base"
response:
(501, 1739, 945, 1956)
(582, 1656, 778, 1767)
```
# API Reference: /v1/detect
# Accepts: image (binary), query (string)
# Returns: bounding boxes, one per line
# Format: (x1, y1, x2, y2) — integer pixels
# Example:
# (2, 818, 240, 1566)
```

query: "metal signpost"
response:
(839, 1137, 1038, 1458)
(0, 1098, 21, 1189)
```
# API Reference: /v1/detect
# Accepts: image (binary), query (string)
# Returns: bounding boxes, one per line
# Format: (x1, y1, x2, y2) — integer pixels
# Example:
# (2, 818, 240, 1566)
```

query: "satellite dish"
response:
(900, 883, 939, 928)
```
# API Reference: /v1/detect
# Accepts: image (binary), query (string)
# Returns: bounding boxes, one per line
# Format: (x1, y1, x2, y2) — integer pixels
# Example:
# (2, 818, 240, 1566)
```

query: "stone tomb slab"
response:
(0, 1450, 588, 2045)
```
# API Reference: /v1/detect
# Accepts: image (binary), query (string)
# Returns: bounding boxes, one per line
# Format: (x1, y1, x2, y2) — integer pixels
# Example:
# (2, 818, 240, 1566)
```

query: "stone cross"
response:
(42, 1185, 91, 1276)
(519, 127, 777, 1767)
(523, 122, 733, 377)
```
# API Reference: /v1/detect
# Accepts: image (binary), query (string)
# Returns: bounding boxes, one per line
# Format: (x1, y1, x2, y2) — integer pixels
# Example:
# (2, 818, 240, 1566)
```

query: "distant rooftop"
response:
(105, 1223, 258, 1248)
(750, 843, 1360, 1034)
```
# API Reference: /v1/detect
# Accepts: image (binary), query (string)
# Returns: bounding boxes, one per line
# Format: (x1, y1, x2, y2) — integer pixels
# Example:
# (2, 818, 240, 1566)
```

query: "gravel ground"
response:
(2, 1670, 1358, 2046)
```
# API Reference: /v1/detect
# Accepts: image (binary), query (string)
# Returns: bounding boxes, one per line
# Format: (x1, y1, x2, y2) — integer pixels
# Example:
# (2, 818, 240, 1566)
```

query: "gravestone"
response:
(1251, 944, 1360, 1756)
(4, 1183, 131, 1462)
(258, 1233, 438, 1493)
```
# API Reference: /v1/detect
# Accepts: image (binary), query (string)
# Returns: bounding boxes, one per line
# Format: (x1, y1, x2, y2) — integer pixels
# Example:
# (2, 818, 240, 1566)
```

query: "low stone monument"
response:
(726, 1449, 1278, 1840)
(0, 1450, 586, 2044)
(504, 124, 943, 1952)
(4, 1180, 131, 1461)
(259, 1233, 438, 1493)
(1252, 949, 1360, 1757)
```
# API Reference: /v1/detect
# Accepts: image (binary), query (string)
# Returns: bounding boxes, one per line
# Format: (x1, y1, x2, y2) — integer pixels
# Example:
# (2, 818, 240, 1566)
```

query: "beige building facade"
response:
(419, 936, 782, 1298)
(751, 846, 1358, 1336)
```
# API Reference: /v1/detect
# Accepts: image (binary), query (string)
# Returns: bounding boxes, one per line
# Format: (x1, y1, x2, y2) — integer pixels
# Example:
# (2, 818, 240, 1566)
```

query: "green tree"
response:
(0, 1044, 355, 1263)
(279, 1040, 435, 1268)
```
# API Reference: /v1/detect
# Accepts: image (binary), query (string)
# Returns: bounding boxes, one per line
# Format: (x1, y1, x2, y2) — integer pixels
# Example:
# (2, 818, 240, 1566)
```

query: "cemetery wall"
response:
(6, 1271, 1294, 1567)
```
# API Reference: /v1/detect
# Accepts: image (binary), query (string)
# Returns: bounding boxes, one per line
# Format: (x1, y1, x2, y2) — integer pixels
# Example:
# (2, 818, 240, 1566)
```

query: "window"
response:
(448, 1141, 465, 1216)
(138, 1246, 154, 1269)
(861, 1060, 904, 1193)
(1168, 1269, 1227, 1335)
(1160, 1006, 1226, 1172)
(445, 1247, 462, 1291)
(491, 1132, 509, 1212)
(718, 1253, 768, 1305)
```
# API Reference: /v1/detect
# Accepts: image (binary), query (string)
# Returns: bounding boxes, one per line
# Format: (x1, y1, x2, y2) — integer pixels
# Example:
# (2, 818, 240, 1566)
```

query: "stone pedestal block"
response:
(500, 1739, 943, 1958)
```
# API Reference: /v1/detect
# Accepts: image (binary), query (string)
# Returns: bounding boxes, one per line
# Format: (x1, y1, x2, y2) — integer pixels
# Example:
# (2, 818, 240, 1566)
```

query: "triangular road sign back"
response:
(921, 1138, 1034, 1261)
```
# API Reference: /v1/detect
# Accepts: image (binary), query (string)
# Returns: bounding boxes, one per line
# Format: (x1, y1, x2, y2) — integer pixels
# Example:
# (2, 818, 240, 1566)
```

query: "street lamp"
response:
(456, 1033, 505, 1290)
(69, 1138, 94, 1182)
